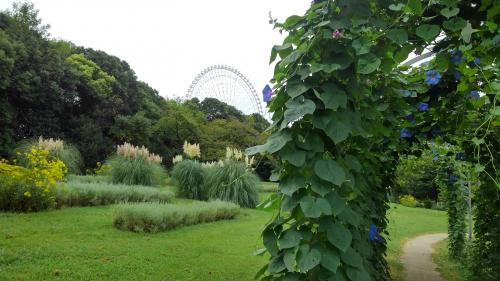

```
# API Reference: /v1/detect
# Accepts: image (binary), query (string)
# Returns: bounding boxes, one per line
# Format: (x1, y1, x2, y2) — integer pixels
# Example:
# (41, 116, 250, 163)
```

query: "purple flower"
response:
(450, 49, 462, 64)
(431, 127, 442, 135)
(332, 29, 343, 39)
(400, 128, 412, 139)
(368, 224, 384, 242)
(433, 156, 439, 161)
(470, 90, 480, 99)
(418, 102, 429, 111)
(473, 57, 481, 65)
(448, 175, 458, 184)
(456, 152, 465, 160)
(405, 114, 415, 122)
(453, 71, 462, 81)
(262, 84, 273, 102)
(425, 70, 442, 86)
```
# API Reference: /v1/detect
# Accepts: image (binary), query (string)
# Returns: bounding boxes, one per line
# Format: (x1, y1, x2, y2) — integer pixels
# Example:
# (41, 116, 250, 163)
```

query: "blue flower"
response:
(450, 49, 462, 64)
(470, 90, 480, 99)
(453, 71, 462, 81)
(418, 102, 429, 111)
(425, 70, 442, 86)
(473, 57, 481, 65)
(433, 156, 439, 161)
(368, 224, 378, 241)
(262, 84, 273, 102)
(405, 114, 415, 122)
(431, 127, 441, 135)
(448, 175, 458, 184)
(400, 128, 412, 139)
(456, 152, 465, 160)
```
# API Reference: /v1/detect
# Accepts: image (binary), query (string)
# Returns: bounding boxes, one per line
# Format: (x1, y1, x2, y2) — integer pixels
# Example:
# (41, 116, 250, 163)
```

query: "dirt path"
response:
(401, 233, 448, 281)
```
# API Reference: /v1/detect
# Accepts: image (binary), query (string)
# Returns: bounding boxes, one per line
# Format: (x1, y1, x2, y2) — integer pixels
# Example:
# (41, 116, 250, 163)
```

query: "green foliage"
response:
(112, 201, 240, 233)
(399, 195, 419, 208)
(15, 137, 84, 174)
(106, 155, 165, 187)
(206, 161, 260, 208)
(66, 174, 110, 184)
(55, 181, 173, 208)
(171, 160, 206, 200)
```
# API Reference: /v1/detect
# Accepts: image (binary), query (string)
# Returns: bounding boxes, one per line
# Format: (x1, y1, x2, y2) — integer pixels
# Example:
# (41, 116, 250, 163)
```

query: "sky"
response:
(0, 0, 310, 111)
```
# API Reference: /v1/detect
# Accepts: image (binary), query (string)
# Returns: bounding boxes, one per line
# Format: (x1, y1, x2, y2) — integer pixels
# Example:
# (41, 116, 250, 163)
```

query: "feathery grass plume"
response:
(182, 141, 200, 159)
(113, 200, 239, 233)
(206, 160, 259, 208)
(225, 147, 244, 161)
(172, 155, 183, 164)
(15, 137, 83, 174)
(171, 160, 206, 200)
(107, 143, 166, 186)
(55, 181, 173, 208)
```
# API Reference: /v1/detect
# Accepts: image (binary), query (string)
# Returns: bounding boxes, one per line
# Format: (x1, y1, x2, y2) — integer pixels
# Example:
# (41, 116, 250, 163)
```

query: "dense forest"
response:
(0, 3, 271, 175)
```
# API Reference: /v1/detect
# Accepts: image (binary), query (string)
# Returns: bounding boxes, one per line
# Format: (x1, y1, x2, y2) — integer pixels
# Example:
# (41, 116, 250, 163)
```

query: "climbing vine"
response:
(249, 1, 498, 281)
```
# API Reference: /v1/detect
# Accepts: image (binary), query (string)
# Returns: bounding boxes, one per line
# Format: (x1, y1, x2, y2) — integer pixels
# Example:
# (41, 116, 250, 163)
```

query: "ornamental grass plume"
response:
(116, 142, 162, 164)
(172, 155, 183, 164)
(183, 141, 201, 159)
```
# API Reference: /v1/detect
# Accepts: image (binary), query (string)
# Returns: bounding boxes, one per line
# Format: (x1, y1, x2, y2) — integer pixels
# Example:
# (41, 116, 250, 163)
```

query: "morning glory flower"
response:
(332, 29, 343, 39)
(433, 156, 439, 161)
(470, 90, 480, 99)
(405, 114, 415, 122)
(368, 224, 384, 241)
(400, 128, 412, 139)
(473, 57, 481, 65)
(262, 84, 273, 102)
(448, 175, 458, 184)
(431, 127, 441, 135)
(425, 70, 442, 86)
(418, 102, 429, 111)
(450, 49, 462, 64)
(456, 152, 465, 160)
(453, 71, 462, 81)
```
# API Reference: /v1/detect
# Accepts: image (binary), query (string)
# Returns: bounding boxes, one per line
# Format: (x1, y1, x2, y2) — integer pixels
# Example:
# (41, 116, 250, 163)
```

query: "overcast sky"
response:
(0, 0, 310, 106)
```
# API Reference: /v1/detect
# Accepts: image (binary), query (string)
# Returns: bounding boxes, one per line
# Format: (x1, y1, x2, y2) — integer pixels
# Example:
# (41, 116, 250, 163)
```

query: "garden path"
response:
(401, 233, 447, 281)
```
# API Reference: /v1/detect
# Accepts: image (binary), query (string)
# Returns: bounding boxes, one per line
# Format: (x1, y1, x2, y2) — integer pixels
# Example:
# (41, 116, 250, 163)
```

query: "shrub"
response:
(399, 194, 419, 208)
(106, 143, 166, 186)
(206, 160, 259, 208)
(16, 137, 83, 174)
(113, 200, 239, 233)
(55, 182, 173, 207)
(171, 160, 206, 200)
(0, 148, 67, 212)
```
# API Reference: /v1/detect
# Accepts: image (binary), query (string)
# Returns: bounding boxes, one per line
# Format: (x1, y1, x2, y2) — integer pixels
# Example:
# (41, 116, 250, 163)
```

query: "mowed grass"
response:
(0, 189, 447, 281)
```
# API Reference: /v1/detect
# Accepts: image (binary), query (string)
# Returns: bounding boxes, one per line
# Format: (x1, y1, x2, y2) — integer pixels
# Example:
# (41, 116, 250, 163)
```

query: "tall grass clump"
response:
(106, 143, 165, 186)
(113, 200, 239, 233)
(55, 182, 173, 207)
(171, 160, 206, 200)
(16, 136, 83, 174)
(67, 174, 110, 184)
(206, 160, 259, 208)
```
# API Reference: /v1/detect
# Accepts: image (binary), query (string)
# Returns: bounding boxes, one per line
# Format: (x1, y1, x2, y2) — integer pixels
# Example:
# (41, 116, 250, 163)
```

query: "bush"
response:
(16, 137, 83, 174)
(0, 148, 67, 212)
(171, 160, 206, 200)
(399, 194, 419, 208)
(55, 182, 173, 207)
(113, 200, 240, 233)
(206, 160, 259, 208)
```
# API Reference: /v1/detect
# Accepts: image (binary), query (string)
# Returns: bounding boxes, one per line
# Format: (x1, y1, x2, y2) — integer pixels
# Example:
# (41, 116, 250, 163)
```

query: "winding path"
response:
(401, 233, 447, 281)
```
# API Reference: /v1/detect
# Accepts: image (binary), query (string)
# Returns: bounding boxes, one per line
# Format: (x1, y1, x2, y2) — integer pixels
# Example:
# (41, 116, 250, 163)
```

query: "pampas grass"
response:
(171, 160, 206, 200)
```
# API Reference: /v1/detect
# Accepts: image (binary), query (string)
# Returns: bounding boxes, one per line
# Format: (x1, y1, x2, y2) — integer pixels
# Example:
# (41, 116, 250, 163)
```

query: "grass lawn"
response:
(0, 188, 447, 281)
(432, 239, 469, 281)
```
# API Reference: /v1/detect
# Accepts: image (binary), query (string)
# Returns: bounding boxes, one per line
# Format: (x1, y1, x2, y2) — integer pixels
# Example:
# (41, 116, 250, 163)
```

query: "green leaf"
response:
(340, 247, 363, 268)
(357, 53, 381, 74)
(388, 3, 405, 11)
(310, 177, 331, 196)
(407, 0, 423, 15)
(297, 244, 321, 272)
(266, 131, 292, 153)
(287, 77, 310, 98)
(416, 24, 441, 43)
(280, 146, 306, 167)
(269, 255, 286, 274)
(320, 246, 341, 274)
(283, 273, 301, 281)
(461, 22, 478, 43)
(296, 132, 324, 152)
(320, 83, 348, 110)
(279, 228, 301, 249)
(443, 17, 467, 32)
(326, 222, 352, 252)
(338, 207, 360, 227)
(314, 159, 346, 186)
(300, 196, 332, 218)
(491, 106, 500, 116)
(284, 98, 316, 123)
(280, 175, 306, 196)
(474, 164, 485, 173)
(471, 137, 485, 146)
(283, 249, 297, 271)
(263, 228, 279, 256)
(351, 37, 371, 55)
(440, 7, 459, 18)
(326, 192, 347, 216)
(346, 267, 371, 281)
(386, 29, 408, 45)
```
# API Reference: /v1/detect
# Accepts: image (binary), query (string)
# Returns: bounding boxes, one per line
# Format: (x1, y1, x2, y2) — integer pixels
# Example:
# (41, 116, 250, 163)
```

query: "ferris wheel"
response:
(186, 65, 265, 116)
